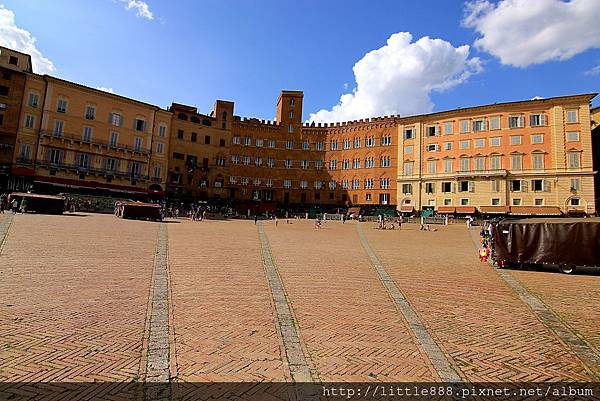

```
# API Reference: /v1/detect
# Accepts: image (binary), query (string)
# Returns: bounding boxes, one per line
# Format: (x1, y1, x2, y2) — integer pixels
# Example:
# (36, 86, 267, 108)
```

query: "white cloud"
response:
(96, 86, 114, 93)
(463, 0, 600, 67)
(585, 65, 600, 75)
(0, 4, 55, 74)
(309, 32, 481, 123)
(120, 0, 154, 20)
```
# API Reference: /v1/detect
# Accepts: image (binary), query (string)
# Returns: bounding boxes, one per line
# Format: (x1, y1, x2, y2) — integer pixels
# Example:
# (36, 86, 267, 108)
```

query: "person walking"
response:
(275, 216, 278, 227)
(11, 198, 19, 213)
(254, 214, 258, 224)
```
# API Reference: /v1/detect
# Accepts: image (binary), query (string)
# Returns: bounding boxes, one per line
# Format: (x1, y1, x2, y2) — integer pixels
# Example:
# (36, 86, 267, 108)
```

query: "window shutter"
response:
(519, 115, 525, 127)
(521, 180, 528, 192)
(484, 119, 488, 130)
(529, 115, 535, 127)
(468, 181, 475, 192)
(543, 179, 551, 192)
(540, 114, 546, 126)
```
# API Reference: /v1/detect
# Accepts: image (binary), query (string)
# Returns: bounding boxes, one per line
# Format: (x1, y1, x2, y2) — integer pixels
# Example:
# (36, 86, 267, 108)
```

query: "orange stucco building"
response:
(0, 45, 597, 215)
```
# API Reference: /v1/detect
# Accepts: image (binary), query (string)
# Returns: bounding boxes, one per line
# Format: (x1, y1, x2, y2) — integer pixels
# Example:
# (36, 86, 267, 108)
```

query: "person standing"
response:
(11, 198, 19, 213)
(275, 216, 278, 227)
(254, 214, 258, 224)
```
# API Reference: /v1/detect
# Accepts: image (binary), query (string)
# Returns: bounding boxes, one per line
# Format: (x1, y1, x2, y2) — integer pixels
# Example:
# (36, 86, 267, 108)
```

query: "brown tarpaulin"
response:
(493, 218, 600, 266)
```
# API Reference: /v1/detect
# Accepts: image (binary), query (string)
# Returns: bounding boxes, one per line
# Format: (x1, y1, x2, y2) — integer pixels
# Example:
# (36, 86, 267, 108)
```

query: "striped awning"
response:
(509, 206, 562, 216)
(436, 206, 455, 213)
(480, 205, 510, 214)
(455, 206, 477, 214)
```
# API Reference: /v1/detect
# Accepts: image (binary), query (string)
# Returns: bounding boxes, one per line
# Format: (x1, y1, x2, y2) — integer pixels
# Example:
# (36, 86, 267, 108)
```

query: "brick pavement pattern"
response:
(0, 213, 157, 382)
(509, 268, 600, 375)
(168, 219, 286, 382)
(361, 222, 594, 381)
(263, 220, 438, 382)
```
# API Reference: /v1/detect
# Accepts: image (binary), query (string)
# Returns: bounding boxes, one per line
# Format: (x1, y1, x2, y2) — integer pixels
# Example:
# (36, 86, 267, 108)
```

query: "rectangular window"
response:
(489, 116, 500, 130)
(570, 178, 581, 191)
(490, 155, 501, 170)
(472, 119, 486, 132)
(441, 182, 452, 193)
(427, 125, 439, 137)
(444, 142, 452, 151)
(330, 140, 338, 150)
(491, 198, 500, 205)
(315, 160, 323, 169)
(491, 180, 500, 192)
(568, 152, 580, 169)
(532, 153, 544, 169)
(77, 153, 90, 169)
(154, 165, 162, 179)
(489, 137, 501, 147)
(511, 154, 523, 170)
(135, 119, 145, 131)
(380, 178, 390, 189)
(508, 115, 524, 128)
(567, 131, 579, 141)
(134, 137, 142, 152)
(529, 114, 546, 127)
(459, 140, 470, 149)
(283, 180, 291, 189)
(204, 135, 210, 145)
(268, 139, 276, 148)
(300, 180, 308, 189)
(404, 129, 414, 140)
(534, 198, 544, 206)
(85, 106, 96, 120)
(402, 183, 412, 194)
(28, 93, 39, 108)
(343, 138, 350, 149)
(329, 159, 337, 170)
(459, 120, 469, 133)
(301, 160, 309, 169)
(231, 155, 240, 164)
(159, 125, 166, 137)
(243, 156, 251, 165)
(284, 159, 292, 169)
(531, 134, 544, 144)
(173, 152, 184, 160)
(19, 143, 31, 160)
(531, 179, 543, 191)
(510, 135, 522, 145)
(57, 99, 68, 113)
(511, 180, 521, 192)
(475, 157, 485, 171)
(255, 138, 263, 147)
(233, 136, 240, 145)
(286, 140, 293, 150)
(425, 182, 435, 194)
(459, 181, 470, 192)
(405, 145, 413, 154)
(244, 137, 251, 146)
(109, 131, 118, 146)
(24, 114, 35, 129)
(110, 113, 122, 127)
(354, 137, 361, 148)
(427, 144, 439, 152)
(443, 159, 453, 173)
(53, 120, 64, 137)
(82, 126, 92, 143)
(444, 121, 453, 135)
(427, 160, 436, 174)
(512, 198, 522, 205)
(48, 148, 63, 165)
(566, 110, 578, 123)
(177, 129, 184, 140)
(302, 141, 309, 150)
(156, 142, 164, 154)
(474, 138, 485, 148)
(403, 162, 413, 176)
(288, 124, 293, 133)
(460, 198, 470, 206)
(459, 158, 470, 171)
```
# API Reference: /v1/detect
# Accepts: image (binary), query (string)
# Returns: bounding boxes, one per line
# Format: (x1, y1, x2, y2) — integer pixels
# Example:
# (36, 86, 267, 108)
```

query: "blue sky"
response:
(1, 0, 599, 121)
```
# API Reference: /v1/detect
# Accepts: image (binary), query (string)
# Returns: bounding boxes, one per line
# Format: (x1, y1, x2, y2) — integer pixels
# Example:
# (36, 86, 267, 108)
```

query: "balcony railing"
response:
(37, 160, 149, 181)
(40, 130, 151, 155)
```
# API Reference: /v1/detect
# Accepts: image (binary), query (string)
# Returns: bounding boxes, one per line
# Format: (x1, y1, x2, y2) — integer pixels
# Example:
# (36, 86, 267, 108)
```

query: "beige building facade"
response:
(397, 94, 597, 215)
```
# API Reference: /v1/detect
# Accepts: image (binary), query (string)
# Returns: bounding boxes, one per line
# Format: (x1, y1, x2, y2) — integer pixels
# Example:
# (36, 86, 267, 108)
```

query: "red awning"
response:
(10, 166, 35, 177)
(9, 192, 65, 201)
(510, 206, 562, 216)
(479, 205, 509, 214)
(455, 206, 477, 214)
(436, 206, 455, 213)
(399, 205, 414, 212)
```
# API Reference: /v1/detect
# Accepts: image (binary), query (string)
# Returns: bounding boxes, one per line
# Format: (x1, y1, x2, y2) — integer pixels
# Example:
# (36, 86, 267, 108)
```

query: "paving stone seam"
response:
(467, 228, 600, 379)
(257, 222, 314, 386)
(144, 223, 172, 400)
(0, 213, 14, 255)
(355, 223, 463, 382)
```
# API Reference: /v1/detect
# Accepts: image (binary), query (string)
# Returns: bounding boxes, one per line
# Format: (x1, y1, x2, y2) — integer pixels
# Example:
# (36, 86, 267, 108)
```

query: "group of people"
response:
(478, 222, 494, 262)
(377, 214, 402, 230)
(0, 194, 26, 214)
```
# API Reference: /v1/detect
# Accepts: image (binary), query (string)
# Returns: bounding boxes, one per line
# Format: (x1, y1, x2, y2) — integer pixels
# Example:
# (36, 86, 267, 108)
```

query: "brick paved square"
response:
(1, 213, 598, 388)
